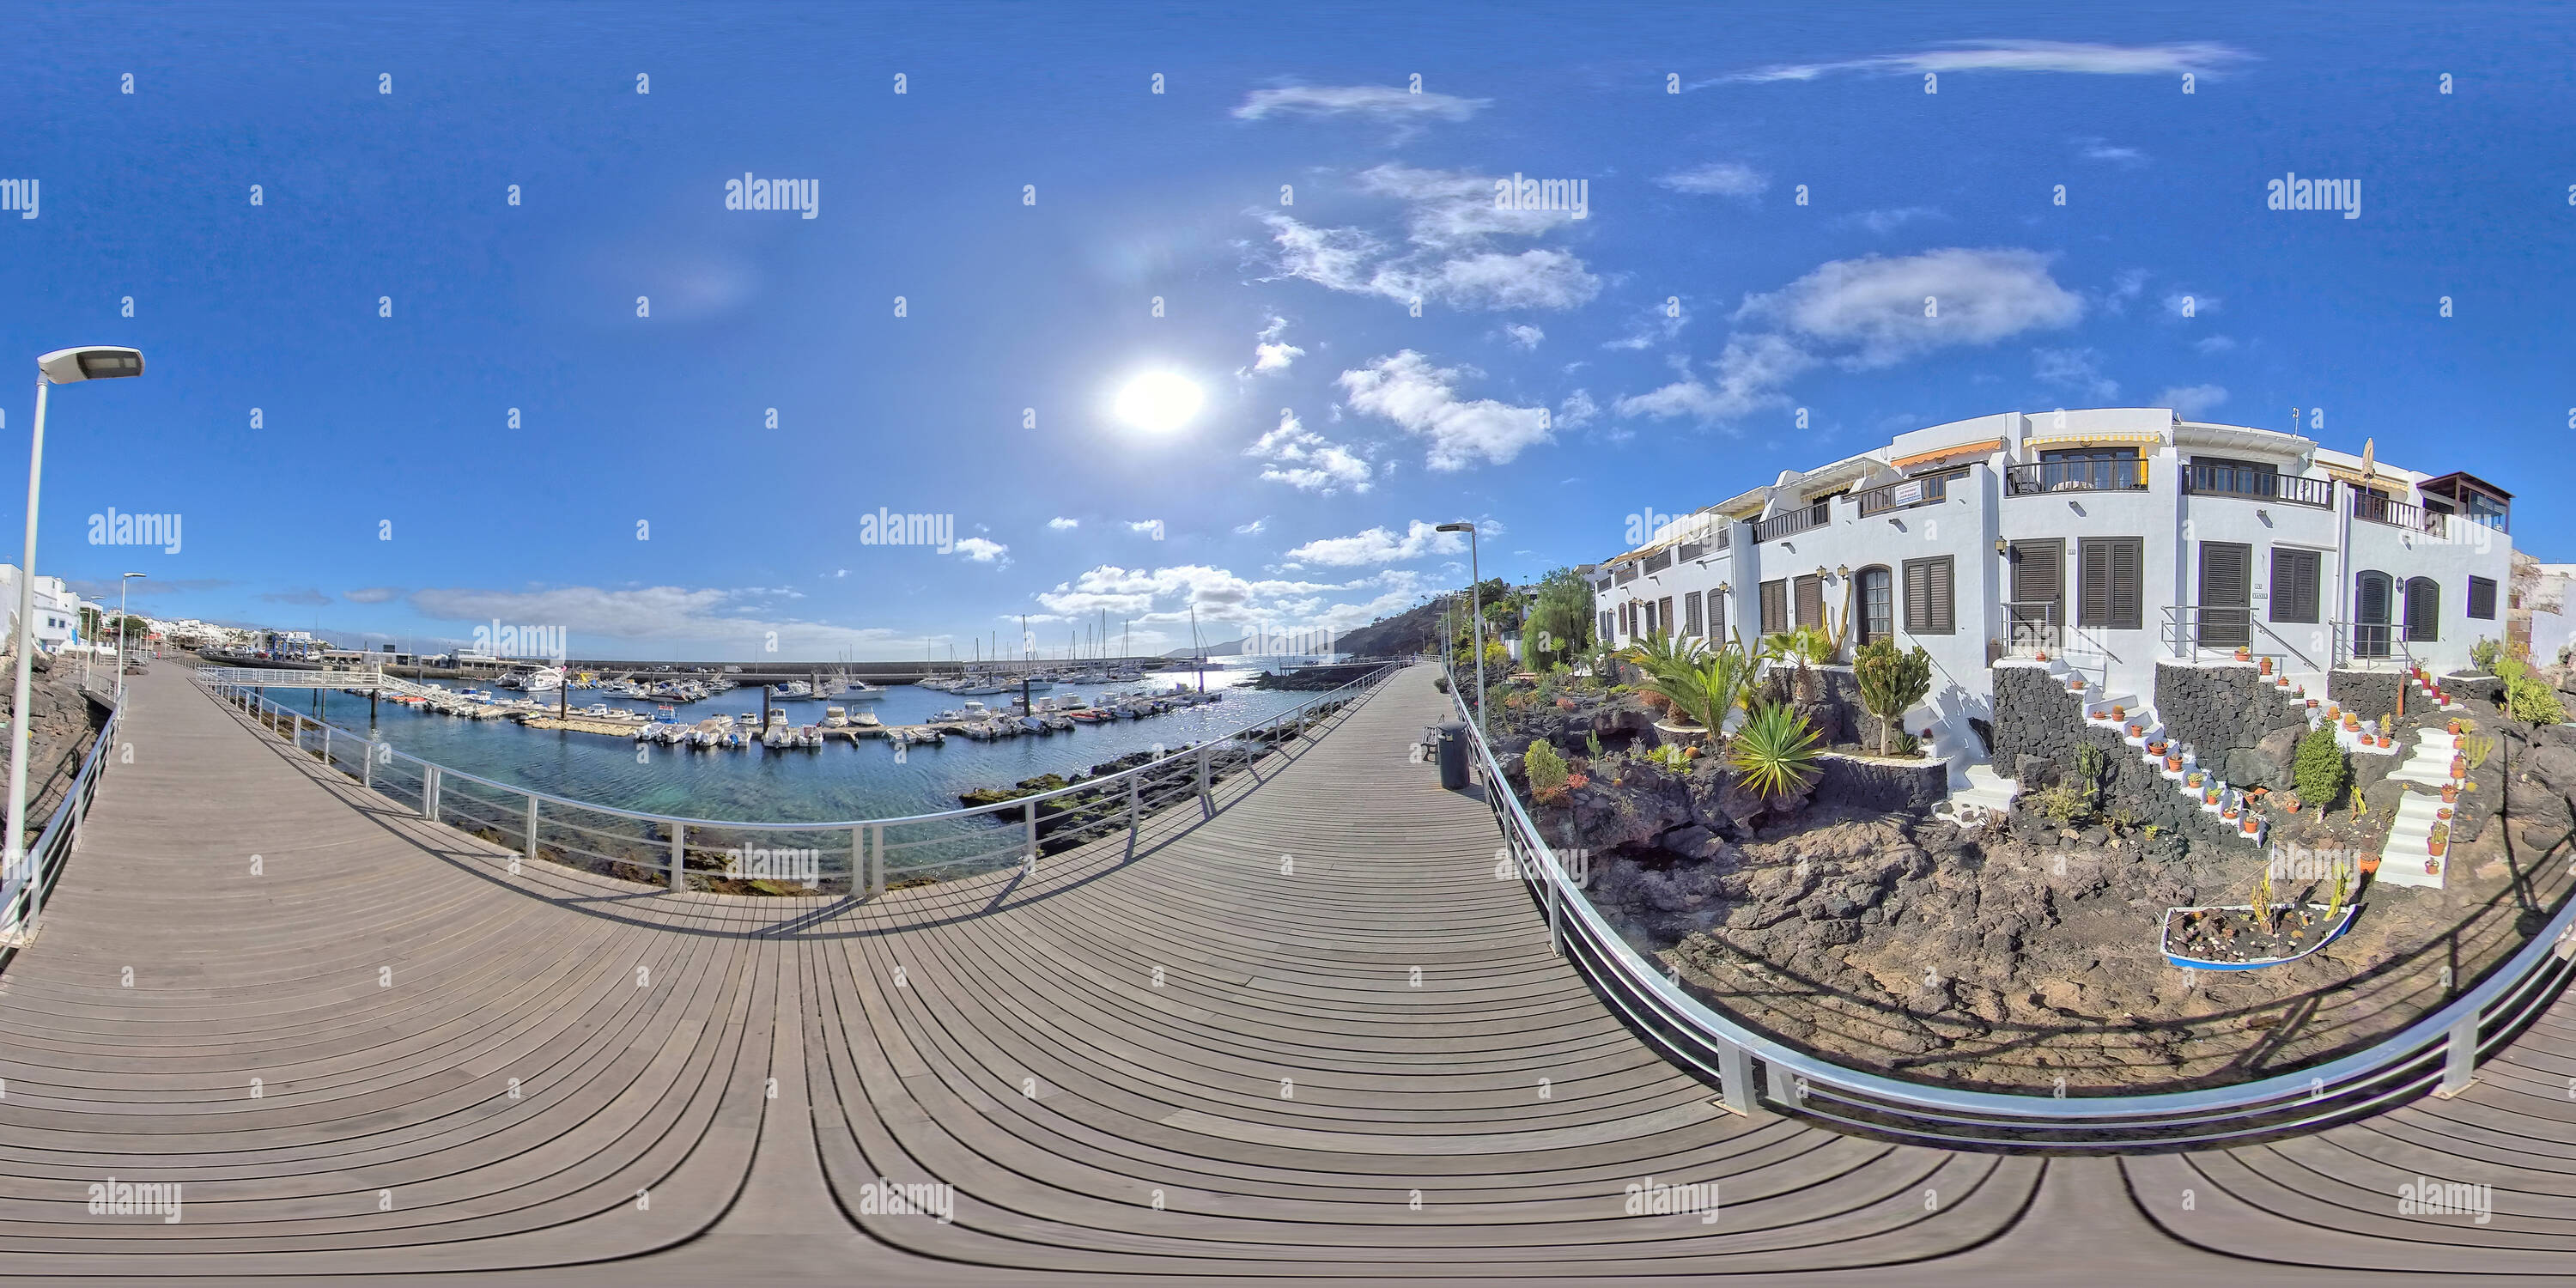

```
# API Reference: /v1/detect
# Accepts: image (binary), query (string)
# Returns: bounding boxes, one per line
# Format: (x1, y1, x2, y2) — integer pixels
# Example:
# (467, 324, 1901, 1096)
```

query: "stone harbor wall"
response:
(1812, 753, 1947, 816)
(1990, 662, 2081, 779)
(2327, 668, 2404, 724)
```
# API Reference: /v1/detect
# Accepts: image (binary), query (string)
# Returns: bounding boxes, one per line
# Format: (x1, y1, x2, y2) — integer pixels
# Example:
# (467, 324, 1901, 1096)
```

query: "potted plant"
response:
(2425, 856, 2442, 877)
(2442, 781, 2460, 805)
(2427, 822, 2449, 857)
(2436, 805, 2452, 822)
(2186, 769, 2205, 788)
(2204, 784, 2222, 806)
(2234, 646, 2251, 662)
(2451, 751, 2468, 779)
(2127, 721, 2145, 738)
(2259, 656, 2275, 676)
(2241, 813, 2262, 836)
(2359, 853, 2382, 876)
(2306, 697, 2318, 710)
(2035, 648, 2050, 662)
(2326, 703, 2341, 720)
(2069, 675, 2086, 691)
(2166, 751, 2184, 772)
(2448, 717, 2464, 736)
(2280, 789, 2302, 813)
(2111, 703, 2126, 721)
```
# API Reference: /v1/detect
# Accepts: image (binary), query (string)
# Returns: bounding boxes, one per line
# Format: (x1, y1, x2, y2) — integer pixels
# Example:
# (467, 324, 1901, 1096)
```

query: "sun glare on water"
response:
(1113, 371, 1203, 434)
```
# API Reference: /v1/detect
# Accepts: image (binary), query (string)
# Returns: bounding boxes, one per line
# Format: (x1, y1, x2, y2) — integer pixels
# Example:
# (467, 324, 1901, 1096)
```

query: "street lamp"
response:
(9, 346, 143, 884)
(116, 573, 144, 703)
(1436, 522, 1485, 734)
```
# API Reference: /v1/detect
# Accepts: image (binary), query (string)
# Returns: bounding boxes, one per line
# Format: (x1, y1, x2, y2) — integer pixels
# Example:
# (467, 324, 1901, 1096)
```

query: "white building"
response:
(0, 566, 90, 654)
(1590, 407, 2516, 776)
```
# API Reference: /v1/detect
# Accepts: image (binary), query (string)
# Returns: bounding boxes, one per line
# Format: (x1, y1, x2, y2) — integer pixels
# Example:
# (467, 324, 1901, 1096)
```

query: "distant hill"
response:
(1163, 637, 1248, 659)
(1330, 600, 1447, 659)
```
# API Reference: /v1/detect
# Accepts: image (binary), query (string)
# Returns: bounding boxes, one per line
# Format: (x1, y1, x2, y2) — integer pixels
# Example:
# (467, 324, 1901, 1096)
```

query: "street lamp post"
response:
(116, 573, 144, 704)
(1436, 522, 1484, 735)
(8, 346, 143, 884)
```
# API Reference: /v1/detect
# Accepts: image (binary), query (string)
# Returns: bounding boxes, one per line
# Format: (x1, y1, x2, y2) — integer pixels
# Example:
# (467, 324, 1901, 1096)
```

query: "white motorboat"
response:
(770, 681, 812, 701)
(849, 710, 882, 728)
(823, 706, 849, 728)
(845, 680, 889, 701)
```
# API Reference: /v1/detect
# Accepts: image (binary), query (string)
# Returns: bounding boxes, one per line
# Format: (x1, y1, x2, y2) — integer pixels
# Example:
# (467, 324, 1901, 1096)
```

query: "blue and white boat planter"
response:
(2162, 902, 2358, 971)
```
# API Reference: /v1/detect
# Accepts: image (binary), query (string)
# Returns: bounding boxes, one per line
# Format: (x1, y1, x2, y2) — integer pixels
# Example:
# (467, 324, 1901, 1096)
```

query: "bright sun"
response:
(1113, 371, 1204, 434)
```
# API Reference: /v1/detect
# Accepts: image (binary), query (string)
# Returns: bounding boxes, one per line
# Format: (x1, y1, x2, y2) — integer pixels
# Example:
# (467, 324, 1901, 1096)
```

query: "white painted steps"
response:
(2375, 726, 2465, 890)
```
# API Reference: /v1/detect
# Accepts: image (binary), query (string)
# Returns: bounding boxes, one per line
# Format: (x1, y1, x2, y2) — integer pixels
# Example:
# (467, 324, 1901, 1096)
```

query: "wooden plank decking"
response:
(0, 664, 2567, 1283)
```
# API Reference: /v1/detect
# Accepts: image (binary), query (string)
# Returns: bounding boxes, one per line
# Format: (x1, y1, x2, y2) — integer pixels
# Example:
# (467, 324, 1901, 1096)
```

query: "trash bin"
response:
(1435, 720, 1469, 790)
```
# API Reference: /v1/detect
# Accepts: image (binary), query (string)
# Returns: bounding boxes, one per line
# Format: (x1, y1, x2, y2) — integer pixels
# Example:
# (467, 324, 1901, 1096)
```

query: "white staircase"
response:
(2374, 726, 2462, 890)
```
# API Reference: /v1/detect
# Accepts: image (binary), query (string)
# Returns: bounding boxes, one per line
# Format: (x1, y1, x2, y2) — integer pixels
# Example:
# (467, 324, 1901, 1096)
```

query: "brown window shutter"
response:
(1793, 575, 1822, 630)
(2469, 575, 2496, 620)
(1660, 597, 1674, 637)
(2110, 538, 2142, 630)
(1903, 561, 1929, 634)
(1929, 556, 1954, 635)
(2079, 539, 2111, 628)
(1760, 580, 1787, 635)
(2269, 547, 2320, 624)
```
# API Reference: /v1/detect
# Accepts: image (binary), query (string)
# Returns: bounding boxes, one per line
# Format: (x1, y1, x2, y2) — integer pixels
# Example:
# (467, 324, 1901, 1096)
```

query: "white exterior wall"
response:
(1588, 408, 2523, 762)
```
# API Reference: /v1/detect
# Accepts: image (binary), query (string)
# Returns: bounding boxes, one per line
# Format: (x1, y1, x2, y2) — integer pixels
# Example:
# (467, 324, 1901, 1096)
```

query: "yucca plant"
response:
(1645, 642, 1755, 738)
(1726, 702, 1821, 799)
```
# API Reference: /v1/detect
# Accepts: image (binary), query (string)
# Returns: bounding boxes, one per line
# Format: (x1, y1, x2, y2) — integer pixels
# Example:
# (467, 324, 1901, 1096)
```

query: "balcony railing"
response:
(2351, 491, 2446, 536)
(1641, 550, 1673, 574)
(1752, 501, 1830, 543)
(1613, 564, 1637, 585)
(1855, 468, 1965, 517)
(2181, 465, 2334, 509)
(2005, 459, 2148, 496)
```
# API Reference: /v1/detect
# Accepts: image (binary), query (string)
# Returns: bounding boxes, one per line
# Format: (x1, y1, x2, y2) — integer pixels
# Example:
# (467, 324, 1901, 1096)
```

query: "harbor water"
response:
(285, 671, 1317, 823)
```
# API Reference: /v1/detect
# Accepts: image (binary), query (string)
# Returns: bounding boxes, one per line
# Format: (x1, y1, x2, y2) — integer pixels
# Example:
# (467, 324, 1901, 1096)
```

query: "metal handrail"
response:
(2180, 466, 2335, 509)
(2351, 491, 2445, 536)
(1438, 653, 2576, 1145)
(1853, 468, 1965, 518)
(2004, 459, 2148, 496)
(0, 696, 122, 966)
(1751, 503, 1830, 543)
(204, 665, 1394, 893)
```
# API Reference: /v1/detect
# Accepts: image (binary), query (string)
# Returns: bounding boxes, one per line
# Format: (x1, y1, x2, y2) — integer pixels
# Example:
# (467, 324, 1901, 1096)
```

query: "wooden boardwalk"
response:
(0, 664, 2568, 1283)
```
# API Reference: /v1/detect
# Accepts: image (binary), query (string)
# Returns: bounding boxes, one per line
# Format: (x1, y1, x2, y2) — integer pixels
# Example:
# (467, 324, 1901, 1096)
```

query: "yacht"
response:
(845, 680, 889, 702)
(823, 706, 849, 728)
(848, 709, 882, 728)
(769, 681, 812, 701)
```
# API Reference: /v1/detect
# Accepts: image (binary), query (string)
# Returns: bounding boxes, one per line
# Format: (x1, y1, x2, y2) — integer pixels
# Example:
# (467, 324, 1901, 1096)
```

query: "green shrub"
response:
(1726, 702, 1821, 799)
(2506, 674, 2566, 725)
(1523, 740, 1570, 798)
(2292, 725, 2349, 810)
(2029, 782, 2093, 828)
(2469, 637, 2501, 673)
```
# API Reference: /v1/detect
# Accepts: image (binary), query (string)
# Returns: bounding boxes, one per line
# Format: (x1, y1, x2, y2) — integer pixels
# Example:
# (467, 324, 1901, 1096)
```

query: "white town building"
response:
(0, 566, 92, 654)
(1589, 407, 2517, 796)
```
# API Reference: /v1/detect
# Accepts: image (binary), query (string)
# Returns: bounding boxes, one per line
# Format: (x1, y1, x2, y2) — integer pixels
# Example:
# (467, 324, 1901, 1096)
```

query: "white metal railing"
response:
(0, 695, 122, 965)
(1440, 655, 2576, 1146)
(199, 665, 441, 700)
(205, 665, 1394, 897)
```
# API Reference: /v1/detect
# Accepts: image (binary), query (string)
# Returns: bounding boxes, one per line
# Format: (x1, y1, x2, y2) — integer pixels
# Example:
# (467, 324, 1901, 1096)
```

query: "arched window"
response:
(2403, 576, 2440, 643)
(1856, 566, 1893, 647)
(2354, 570, 2392, 658)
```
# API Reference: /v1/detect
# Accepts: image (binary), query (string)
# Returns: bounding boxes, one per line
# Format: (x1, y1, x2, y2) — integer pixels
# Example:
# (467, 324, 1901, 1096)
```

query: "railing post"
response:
(1765, 1056, 1798, 1108)
(1546, 844, 1563, 956)
(322, 723, 332, 770)
(1195, 744, 1212, 817)
(1715, 1038, 1765, 1118)
(867, 823, 884, 897)
(2436, 1012, 2480, 1097)
(362, 742, 374, 790)
(423, 765, 440, 821)
(524, 793, 539, 862)
(1127, 771, 1141, 844)
(1023, 799, 1038, 872)
(669, 821, 686, 892)
(851, 826, 866, 897)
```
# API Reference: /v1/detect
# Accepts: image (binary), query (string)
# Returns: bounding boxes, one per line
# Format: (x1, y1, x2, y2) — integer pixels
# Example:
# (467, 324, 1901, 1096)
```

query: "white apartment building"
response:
(0, 566, 91, 654)
(1591, 407, 2516, 766)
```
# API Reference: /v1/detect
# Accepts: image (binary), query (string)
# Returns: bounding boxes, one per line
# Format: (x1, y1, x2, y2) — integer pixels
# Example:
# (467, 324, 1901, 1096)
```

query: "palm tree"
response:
(1644, 642, 1755, 740)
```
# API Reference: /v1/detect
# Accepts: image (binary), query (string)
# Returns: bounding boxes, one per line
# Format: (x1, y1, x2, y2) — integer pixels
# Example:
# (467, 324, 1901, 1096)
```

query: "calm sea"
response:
(283, 670, 1318, 823)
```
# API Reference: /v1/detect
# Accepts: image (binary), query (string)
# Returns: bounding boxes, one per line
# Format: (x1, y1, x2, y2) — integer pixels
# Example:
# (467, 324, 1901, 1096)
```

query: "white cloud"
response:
(1284, 520, 1469, 567)
(1336, 350, 1553, 470)
(1035, 562, 1427, 641)
(1246, 410, 1374, 494)
(833, 568, 848, 578)
(1254, 164, 1601, 313)
(411, 584, 908, 653)
(343, 586, 401, 604)
(1241, 313, 1304, 377)
(2158, 384, 2229, 418)
(1656, 161, 1768, 199)
(1739, 247, 2084, 368)
(1232, 84, 1487, 136)
(2034, 346, 2119, 400)
(1048, 517, 1079, 530)
(1127, 519, 1166, 538)
(1729, 40, 2254, 84)
(1558, 388, 1601, 429)
(1837, 206, 1945, 235)
(2193, 334, 2237, 355)
(1601, 298, 1692, 350)
(1503, 323, 1543, 349)
(1234, 517, 1268, 535)
(1615, 333, 1817, 425)
(2077, 136, 2148, 166)
(952, 537, 1010, 564)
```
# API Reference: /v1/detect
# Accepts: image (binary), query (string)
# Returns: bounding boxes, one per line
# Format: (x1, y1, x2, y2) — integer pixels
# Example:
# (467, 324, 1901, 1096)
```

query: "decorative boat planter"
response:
(2164, 903, 2359, 970)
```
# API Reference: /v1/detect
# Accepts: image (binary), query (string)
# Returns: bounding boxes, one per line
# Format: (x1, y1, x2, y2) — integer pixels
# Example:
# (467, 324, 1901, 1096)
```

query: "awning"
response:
(1889, 437, 2005, 470)
(2021, 431, 2164, 450)
(2322, 462, 2388, 489)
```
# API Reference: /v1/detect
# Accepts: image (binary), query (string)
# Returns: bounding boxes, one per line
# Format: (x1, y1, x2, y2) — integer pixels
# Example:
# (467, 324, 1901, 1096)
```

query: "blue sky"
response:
(3, 2, 2567, 659)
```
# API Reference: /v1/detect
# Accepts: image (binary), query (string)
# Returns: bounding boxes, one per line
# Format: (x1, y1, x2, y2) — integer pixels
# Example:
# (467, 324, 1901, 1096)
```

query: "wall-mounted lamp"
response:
(1834, 564, 1850, 580)
(1994, 538, 2009, 556)
(1815, 565, 1830, 580)
(1717, 582, 1731, 596)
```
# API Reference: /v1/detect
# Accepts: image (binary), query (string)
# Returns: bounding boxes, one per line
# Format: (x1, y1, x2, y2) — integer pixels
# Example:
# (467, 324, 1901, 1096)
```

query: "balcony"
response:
(1855, 468, 1964, 517)
(2180, 464, 2333, 508)
(1751, 502, 1830, 543)
(2004, 459, 2148, 496)
(2350, 492, 2445, 536)
(1641, 550, 1673, 574)
(1613, 564, 1637, 586)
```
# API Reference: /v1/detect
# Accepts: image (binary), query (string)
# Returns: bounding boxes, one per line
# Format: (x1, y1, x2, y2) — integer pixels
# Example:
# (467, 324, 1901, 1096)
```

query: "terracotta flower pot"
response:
(2360, 854, 2382, 875)
(2442, 783, 2460, 804)
(2259, 657, 2274, 675)
(2436, 806, 2452, 821)
(2242, 816, 2261, 835)
(2426, 857, 2442, 876)
(2221, 806, 2239, 821)
(2283, 799, 2301, 813)
(2234, 647, 2251, 662)
(2427, 839, 2447, 858)
(2111, 705, 2126, 721)
(2306, 698, 2318, 709)
(2451, 754, 2469, 778)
